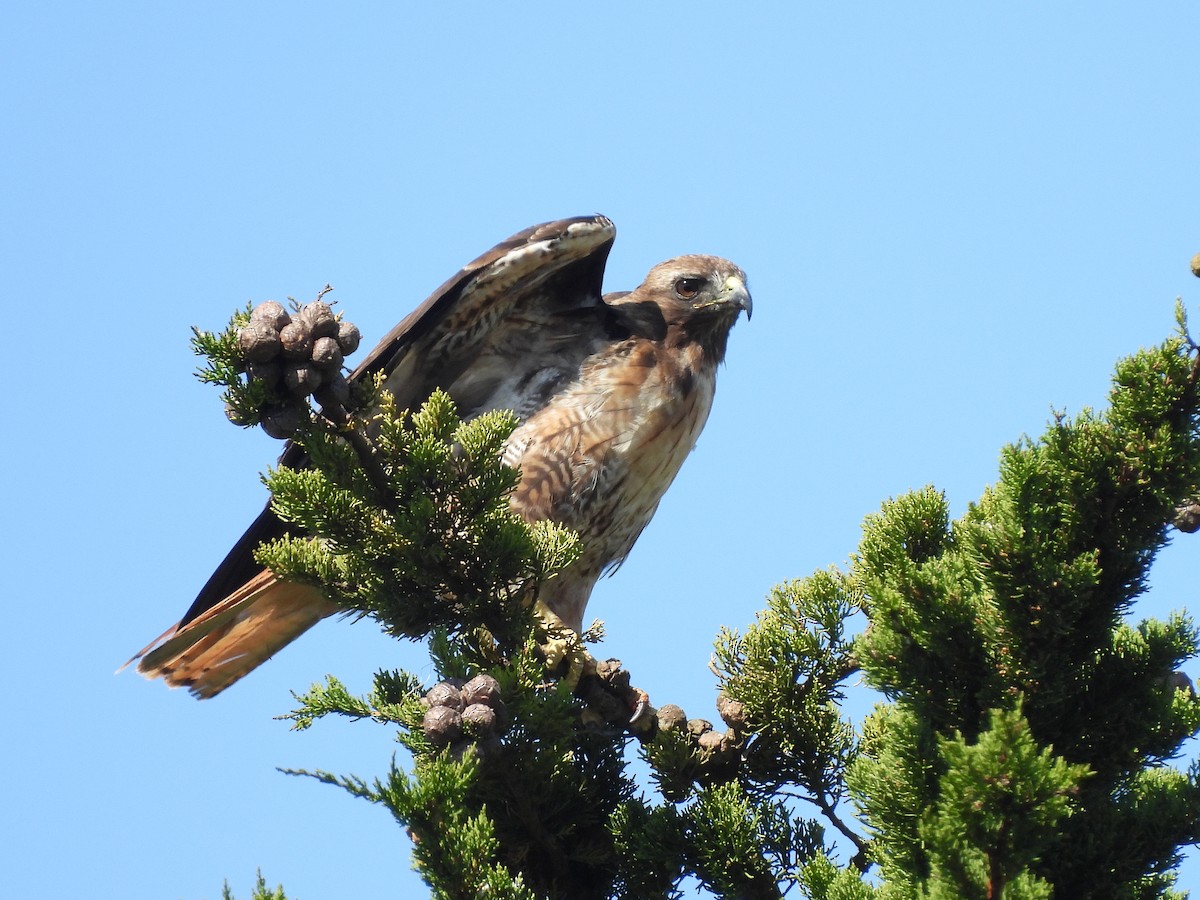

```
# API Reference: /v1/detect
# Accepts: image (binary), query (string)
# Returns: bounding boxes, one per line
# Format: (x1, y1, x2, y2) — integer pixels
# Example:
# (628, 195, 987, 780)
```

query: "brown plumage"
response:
(131, 216, 750, 697)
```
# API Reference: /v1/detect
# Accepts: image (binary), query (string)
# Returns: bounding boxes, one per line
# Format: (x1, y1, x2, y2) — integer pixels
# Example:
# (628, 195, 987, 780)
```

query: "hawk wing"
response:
(131, 215, 618, 697)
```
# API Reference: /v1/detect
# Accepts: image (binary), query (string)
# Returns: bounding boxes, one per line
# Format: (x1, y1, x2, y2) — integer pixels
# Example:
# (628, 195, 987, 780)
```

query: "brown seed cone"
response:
(315, 372, 351, 409)
(580, 707, 607, 729)
(1175, 501, 1200, 533)
(461, 703, 498, 739)
(461, 674, 502, 708)
(422, 705, 463, 748)
(246, 360, 283, 389)
(284, 364, 323, 397)
(279, 321, 314, 360)
(251, 300, 291, 331)
(300, 301, 338, 338)
(237, 321, 281, 363)
(656, 704, 686, 731)
(259, 403, 307, 440)
(336, 320, 361, 355)
(716, 694, 749, 731)
(311, 336, 343, 370)
(425, 681, 464, 710)
(224, 402, 255, 426)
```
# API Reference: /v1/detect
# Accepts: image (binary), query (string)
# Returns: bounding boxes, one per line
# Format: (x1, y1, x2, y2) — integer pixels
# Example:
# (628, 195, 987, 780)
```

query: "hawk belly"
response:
(504, 344, 717, 629)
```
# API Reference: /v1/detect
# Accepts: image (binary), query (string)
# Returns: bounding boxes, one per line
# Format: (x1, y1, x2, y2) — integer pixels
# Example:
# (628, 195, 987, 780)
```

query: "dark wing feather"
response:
(347, 215, 615, 411)
(176, 507, 289, 628)
(153, 214, 615, 634)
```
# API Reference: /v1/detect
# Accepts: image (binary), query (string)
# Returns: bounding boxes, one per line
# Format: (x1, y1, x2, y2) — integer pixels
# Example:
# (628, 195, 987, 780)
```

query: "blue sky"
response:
(3, 4, 1199, 897)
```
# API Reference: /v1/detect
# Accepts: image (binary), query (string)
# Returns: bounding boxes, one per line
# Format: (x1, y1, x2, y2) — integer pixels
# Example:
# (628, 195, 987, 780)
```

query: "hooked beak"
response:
(720, 275, 753, 321)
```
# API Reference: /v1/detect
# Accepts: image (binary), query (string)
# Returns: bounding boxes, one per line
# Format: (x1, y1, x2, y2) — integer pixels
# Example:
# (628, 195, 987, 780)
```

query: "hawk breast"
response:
(506, 337, 718, 587)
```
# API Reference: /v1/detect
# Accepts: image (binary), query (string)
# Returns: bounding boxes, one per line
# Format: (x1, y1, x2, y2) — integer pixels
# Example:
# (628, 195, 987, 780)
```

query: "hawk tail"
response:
(125, 572, 338, 699)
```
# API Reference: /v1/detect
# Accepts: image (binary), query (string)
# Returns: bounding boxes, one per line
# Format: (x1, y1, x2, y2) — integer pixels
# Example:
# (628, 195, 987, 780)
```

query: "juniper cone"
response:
(259, 403, 306, 440)
(279, 320, 313, 359)
(300, 300, 338, 337)
(1167, 671, 1195, 696)
(716, 694, 748, 730)
(251, 300, 291, 330)
(1175, 500, 1200, 533)
(238, 321, 280, 362)
(283, 364, 322, 397)
(657, 704, 687, 730)
(461, 703, 498, 739)
(422, 705, 463, 747)
(337, 320, 361, 354)
(224, 401, 254, 426)
(461, 674, 502, 707)
(314, 372, 351, 408)
(246, 361, 282, 389)
(223, 297, 365, 420)
(426, 682, 465, 710)
(311, 336, 343, 370)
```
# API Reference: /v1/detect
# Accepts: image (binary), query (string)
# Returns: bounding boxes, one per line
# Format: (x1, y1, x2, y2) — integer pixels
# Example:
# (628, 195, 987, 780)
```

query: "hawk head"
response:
(635, 254, 751, 361)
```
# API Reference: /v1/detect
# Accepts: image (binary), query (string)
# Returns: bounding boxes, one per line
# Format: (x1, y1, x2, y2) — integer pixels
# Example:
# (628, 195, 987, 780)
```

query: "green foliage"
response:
(282, 648, 646, 899)
(192, 306, 280, 426)
(849, 704, 939, 893)
(279, 671, 421, 732)
(641, 720, 712, 804)
(706, 571, 865, 875)
(919, 706, 1088, 900)
(221, 870, 289, 900)
(608, 800, 688, 899)
(257, 387, 580, 649)
(798, 854, 878, 900)
(713, 571, 861, 805)
(191, 301, 1200, 898)
(849, 322, 1200, 897)
(303, 753, 540, 900)
(683, 782, 789, 899)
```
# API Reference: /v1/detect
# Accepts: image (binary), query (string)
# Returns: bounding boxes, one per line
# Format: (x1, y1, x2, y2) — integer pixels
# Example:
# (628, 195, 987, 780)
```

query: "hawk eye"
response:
(674, 277, 704, 300)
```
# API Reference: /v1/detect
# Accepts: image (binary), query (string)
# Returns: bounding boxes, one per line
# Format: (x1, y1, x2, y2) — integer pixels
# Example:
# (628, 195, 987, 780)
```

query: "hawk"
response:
(133, 216, 750, 697)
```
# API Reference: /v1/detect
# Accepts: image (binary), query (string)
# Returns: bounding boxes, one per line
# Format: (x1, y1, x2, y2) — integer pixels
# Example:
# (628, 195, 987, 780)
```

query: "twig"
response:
(317, 399, 394, 501)
(809, 790, 870, 873)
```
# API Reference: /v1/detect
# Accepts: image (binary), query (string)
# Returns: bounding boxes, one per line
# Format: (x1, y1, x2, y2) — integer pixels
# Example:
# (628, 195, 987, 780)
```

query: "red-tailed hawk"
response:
(133, 216, 750, 697)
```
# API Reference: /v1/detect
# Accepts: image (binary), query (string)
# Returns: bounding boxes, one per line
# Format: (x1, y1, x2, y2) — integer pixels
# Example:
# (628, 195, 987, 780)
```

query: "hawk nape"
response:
(131, 216, 750, 698)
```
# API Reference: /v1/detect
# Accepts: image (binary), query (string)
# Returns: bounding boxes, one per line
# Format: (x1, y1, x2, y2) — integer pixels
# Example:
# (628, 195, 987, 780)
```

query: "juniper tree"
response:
(192, 283, 1200, 899)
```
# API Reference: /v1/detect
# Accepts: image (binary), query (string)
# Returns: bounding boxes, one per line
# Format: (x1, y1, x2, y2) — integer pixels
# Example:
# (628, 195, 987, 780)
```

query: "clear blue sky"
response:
(3, 4, 1198, 897)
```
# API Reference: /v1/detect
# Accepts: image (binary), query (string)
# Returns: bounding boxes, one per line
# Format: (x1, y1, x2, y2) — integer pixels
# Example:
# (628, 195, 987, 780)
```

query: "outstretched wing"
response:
(132, 215, 616, 696)
(352, 215, 615, 412)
